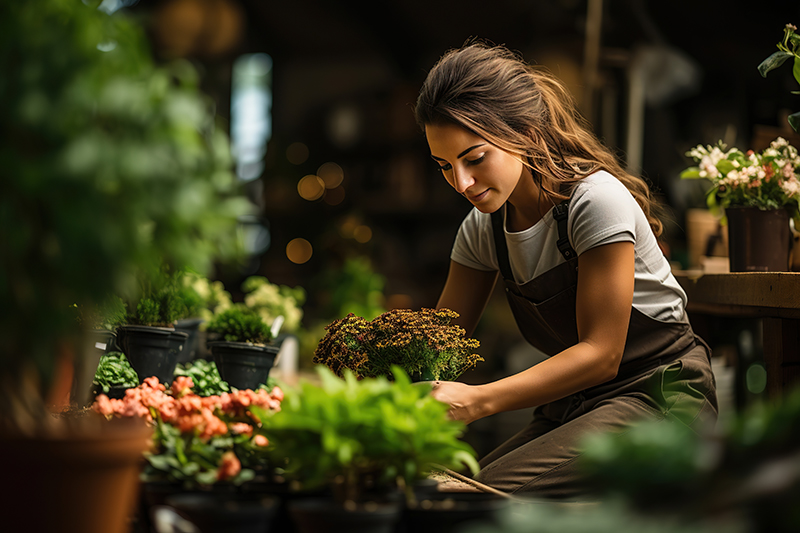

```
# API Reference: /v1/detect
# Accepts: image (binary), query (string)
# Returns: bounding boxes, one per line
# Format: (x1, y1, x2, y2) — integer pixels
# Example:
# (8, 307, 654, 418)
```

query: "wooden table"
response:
(674, 271, 800, 399)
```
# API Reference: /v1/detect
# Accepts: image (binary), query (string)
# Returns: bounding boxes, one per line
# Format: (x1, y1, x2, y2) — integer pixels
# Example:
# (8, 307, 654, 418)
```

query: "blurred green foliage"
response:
(0, 0, 252, 383)
(574, 386, 800, 532)
(252, 366, 479, 502)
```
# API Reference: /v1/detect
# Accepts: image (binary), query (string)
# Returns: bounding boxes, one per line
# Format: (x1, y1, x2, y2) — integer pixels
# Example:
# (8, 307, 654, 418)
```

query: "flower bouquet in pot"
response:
(206, 304, 281, 391)
(681, 137, 800, 271)
(313, 308, 484, 382)
(249, 366, 480, 532)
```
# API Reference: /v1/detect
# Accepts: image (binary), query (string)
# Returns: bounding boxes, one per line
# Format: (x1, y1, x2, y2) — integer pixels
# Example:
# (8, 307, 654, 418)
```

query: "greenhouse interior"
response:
(3, 1, 800, 532)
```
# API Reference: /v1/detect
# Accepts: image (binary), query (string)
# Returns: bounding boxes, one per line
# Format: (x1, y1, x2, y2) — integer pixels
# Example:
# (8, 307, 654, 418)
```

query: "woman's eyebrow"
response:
(431, 143, 486, 161)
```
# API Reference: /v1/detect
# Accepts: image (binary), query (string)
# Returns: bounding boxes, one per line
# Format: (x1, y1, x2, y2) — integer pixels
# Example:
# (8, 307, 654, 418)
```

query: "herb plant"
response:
(251, 366, 479, 503)
(313, 308, 483, 381)
(206, 305, 273, 344)
(92, 351, 139, 393)
(758, 23, 800, 131)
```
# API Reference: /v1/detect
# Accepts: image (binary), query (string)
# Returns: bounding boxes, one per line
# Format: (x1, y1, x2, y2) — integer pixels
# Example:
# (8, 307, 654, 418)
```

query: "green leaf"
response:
(679, 168, 702, 179)
(789, 111, 800, 133)
(794, 55, 800, 86)
(758, 51, 793, 77)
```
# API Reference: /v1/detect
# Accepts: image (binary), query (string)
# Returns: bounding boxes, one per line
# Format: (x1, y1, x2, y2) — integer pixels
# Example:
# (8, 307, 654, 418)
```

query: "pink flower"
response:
(253, 434, 269, 447)
(230, 423, 254, 436)
(171, 376, 194, 396)
(217, 452, 241, 481)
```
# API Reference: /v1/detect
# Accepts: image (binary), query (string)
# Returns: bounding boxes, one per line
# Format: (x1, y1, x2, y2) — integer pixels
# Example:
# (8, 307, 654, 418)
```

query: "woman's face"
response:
(425, 122, 528, 214)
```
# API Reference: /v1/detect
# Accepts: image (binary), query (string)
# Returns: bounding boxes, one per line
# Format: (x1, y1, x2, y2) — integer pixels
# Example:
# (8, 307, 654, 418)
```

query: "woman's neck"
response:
(506, 169, 554, 232)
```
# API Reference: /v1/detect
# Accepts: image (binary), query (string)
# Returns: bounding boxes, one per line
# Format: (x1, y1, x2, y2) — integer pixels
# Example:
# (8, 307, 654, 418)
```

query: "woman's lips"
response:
(468, 189, 489, 202)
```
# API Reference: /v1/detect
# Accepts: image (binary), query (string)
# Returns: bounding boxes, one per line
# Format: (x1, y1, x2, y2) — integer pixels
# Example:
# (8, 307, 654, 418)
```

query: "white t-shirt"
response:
(450, 170, 687, 323)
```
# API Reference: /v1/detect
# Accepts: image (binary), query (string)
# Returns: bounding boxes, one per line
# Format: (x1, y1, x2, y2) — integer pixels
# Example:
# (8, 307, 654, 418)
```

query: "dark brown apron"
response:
(489, 200, 706, 394)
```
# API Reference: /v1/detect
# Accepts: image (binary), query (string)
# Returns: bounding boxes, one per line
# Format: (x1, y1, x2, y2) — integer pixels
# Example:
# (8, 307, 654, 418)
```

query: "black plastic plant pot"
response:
(116, 325, 188, 384)
(161, 492, 280, 533)
(209, 341, 280, 391)
(288, 498, 403, 533)
(400, 492, 510, 533)
(175, 317, 204, 364)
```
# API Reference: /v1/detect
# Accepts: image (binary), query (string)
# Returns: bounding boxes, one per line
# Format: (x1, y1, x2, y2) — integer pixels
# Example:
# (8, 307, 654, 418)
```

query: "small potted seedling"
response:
(206, 304, 280, 390)
(115, 268, 193, 384)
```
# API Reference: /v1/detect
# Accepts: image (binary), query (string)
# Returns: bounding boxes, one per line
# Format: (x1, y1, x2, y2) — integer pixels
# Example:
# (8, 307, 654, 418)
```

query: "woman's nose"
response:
(452, 168, 475, 194)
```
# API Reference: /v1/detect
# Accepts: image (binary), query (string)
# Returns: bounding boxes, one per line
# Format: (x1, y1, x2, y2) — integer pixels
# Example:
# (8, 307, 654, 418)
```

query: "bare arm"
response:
(432, 241, 635, 423)
(436, 260, 499, 337)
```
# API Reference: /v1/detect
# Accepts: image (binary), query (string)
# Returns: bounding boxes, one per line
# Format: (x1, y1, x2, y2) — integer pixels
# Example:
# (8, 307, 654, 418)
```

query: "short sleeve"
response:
(450, 209, 498, 272)
(568, 173, 638, 256)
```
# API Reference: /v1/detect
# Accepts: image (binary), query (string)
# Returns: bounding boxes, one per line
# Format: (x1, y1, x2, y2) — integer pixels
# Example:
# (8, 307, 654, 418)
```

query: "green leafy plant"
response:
(680, 137, 800, 226)
(575, 385, 800, 532)
(173, 359, 229, 397)
(313, 308, 484, 381)
(251, 366, 479, 503)
(92, 351, 139, 393)
(206, 304, 273, 344)
(93, 375, 284, 488)
(0, 0, 253, 414)
(758, 23, 800, 131)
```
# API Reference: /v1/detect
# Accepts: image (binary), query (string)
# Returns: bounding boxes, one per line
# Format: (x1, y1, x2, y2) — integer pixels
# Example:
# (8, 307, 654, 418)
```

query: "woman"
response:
(414, 41, 717, 498)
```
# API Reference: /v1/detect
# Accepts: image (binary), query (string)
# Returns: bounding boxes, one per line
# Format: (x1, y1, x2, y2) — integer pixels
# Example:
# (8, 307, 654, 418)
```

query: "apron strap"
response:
(553, 201, 577, 261)
(491, 201, 577, 281)
(490, 205, 514, 281)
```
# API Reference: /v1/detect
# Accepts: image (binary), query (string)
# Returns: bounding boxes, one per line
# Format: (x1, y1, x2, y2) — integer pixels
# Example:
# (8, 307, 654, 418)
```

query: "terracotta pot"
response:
(0, 418, 152, 533)
(725, 206, 793, 272)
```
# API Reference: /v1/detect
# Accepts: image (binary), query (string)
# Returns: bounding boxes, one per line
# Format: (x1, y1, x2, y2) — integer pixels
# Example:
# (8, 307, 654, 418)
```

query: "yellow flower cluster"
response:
(313, 308, 483, 381)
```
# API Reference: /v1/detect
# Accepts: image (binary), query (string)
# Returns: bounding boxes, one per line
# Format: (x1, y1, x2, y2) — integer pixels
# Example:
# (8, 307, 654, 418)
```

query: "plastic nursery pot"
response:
(175, 317, 204, 364)
(209, 341, 280, 390)
(726, 206, 792, 272)
(116, 325, 188, 384)
(288, 498, 403, 533)
(160, 492, 280, 533)
(399, 492, 511, 533)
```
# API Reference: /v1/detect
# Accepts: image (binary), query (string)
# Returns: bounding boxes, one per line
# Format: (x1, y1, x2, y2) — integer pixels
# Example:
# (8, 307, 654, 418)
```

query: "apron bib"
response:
(489, 200, 697, 375)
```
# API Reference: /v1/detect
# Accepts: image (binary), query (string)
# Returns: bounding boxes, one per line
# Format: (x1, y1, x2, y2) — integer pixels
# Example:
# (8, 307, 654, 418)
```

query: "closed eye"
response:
(437, 162, 453, 172)
(465, 155, 485, 166)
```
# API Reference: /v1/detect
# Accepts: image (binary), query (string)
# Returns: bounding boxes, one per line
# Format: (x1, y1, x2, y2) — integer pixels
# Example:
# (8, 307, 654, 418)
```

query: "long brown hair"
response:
(415, 41, 665, 237)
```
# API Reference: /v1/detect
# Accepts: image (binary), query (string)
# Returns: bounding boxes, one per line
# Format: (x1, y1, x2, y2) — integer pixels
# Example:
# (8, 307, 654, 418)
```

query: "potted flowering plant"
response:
(92, 376, 283, 488)
(681, 137, 800, 271)
(313, 308, 483, 381)
(92, 375, 284, 530)
(250, 366, 479, 532)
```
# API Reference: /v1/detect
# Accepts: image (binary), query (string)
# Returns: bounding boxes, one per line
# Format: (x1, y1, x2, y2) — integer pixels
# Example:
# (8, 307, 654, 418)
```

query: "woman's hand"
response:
(430, 380, 487, 424)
